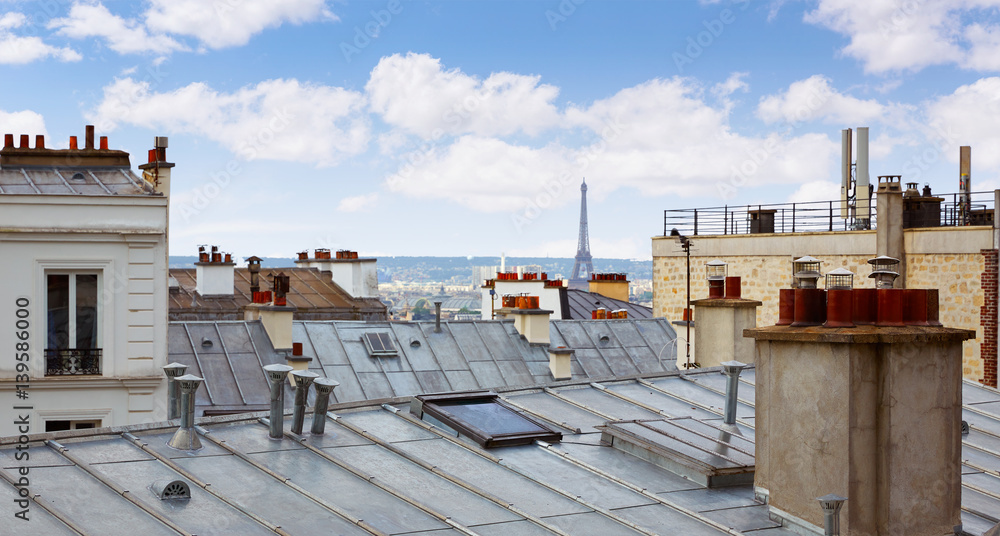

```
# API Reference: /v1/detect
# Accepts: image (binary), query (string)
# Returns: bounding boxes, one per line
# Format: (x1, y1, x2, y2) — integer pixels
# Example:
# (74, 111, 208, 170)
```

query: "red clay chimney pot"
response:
(3, 134, 12, 148)
(69, 136, 78, 150)
(85, 125, 94, 150)
(35, 135, 44, 149)
(19, 134, 29, 148)
(99, 136, 108, 150)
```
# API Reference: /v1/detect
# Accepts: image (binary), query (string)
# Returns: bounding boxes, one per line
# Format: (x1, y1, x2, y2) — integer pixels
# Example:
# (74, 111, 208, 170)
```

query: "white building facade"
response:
(0, 127, 172, 435)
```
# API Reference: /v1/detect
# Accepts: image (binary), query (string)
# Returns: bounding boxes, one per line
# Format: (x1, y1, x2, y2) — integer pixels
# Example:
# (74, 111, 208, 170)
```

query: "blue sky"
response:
(1, 0, 999, 260)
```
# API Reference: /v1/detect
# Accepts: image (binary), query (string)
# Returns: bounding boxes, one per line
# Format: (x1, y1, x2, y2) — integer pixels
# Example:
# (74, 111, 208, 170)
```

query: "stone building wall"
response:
(652, 227, 994, 383)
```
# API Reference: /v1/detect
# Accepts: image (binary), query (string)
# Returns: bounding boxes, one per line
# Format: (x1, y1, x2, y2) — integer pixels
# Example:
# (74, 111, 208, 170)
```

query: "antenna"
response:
(840, 128, 852, 219)
(960, 146, 971, 225)
(856, 127, 871, 222)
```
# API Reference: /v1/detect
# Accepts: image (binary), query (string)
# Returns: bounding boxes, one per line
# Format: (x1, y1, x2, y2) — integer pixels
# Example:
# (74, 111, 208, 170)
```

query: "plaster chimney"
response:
(747, 287, 974, 535)
(876, 175, 905, 288)
(289, 370, 319, 435)
(499, 296, 552, 345)
(311, 378, 340, 435)
(138, 135, 173, 196)
(195, 245, 235, 296)
(162, 362, 188, 420)
(548, 347, 573, 380)
(293, 248, 379, 298)
(263, 364, 293, 439)
(691, 290, 760, 369)
(167, 374, 204, 451)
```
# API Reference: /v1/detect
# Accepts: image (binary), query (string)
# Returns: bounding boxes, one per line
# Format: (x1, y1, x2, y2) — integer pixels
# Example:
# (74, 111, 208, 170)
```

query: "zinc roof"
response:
(0, 167, 154, 196)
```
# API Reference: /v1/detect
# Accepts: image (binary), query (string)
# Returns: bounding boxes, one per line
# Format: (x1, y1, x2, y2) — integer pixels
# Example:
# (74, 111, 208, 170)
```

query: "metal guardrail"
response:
(664, 191, 996, 236)
(45, 348, 102, 375)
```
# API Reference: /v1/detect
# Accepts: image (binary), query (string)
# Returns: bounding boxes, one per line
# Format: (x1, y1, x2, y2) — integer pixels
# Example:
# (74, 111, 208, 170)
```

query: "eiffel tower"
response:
(569, 178, 594, 290)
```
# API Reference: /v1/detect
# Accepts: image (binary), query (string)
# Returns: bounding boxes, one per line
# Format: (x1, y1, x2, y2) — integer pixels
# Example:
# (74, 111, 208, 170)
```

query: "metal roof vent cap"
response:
(825, 268, 854, 290)
(162, 362, 188, 420)
(792, 256, 822, 289)
(263, 364, 293, 439)
(868, 256, 900, 289)
(720, 360, 746, 432)
(151, 480, 191, 501)
(817, 494, 847, 536)
(311, 377, 340, 435)
(167, 374, 204, 451)
(290, 370, 319, 435)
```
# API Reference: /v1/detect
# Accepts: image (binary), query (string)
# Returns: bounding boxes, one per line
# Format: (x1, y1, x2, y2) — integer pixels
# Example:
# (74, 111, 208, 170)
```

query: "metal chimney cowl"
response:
(263, 364, 293, 439)
(167, 374, 204, 451)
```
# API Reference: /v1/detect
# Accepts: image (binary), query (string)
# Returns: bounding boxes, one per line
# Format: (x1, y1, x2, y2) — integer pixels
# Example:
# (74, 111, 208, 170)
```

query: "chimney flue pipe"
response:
(290, 370, 319, 435)
(310, 378, 340, 435)
(167, 374, 204, 451)
(263, 364, 293, 439)
(721, 360, 746, 427)
(162, 362, 188, 420)
(85, 125, 95, 150)
(817, 494, 847, 536)
(434, 301, 442, 333)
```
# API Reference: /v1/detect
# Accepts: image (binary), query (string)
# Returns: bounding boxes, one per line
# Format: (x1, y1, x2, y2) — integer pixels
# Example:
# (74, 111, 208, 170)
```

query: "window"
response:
(416, 392, 562, 448)
(46, 273, 102, 375)
(363, 332, 397, 356)
(44, 419, 101, 432)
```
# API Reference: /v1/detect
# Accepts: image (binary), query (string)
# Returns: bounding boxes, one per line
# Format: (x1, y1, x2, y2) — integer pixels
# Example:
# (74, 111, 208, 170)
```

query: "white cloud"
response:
(804, 0, 1000, 73)
(0, 108, 47, 136)
(89, 77, 369, 166)
(387, 75, 841, 212)
(756, 75, 886, 125)
(337, 193, 379, 212)
(49, 2, 185, 55)
(0, 12, 81, 64)
(144, 0, 335, 49)
(712, 72, 749, 99)
(925, 77, 1000, 171)
(788, 180, 841, 203)
(367, 53, 561, 139)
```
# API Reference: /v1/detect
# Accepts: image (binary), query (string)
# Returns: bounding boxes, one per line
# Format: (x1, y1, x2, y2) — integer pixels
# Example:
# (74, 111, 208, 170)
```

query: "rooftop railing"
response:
(663, 190, 995, 237)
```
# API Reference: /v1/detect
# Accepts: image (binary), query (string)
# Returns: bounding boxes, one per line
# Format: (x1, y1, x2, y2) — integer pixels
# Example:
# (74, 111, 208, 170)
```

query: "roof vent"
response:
(410, 339, 421, 348)
(151, 480, 191, 501)
(599, 335, 611, 344)
(70, 172, 85, 181)
(200, 337, 212, 348)
(962, 420, 970, 435)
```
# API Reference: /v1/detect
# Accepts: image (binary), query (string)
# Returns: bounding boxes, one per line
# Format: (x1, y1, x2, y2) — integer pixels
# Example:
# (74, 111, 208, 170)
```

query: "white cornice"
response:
(0, 376, 163, 390)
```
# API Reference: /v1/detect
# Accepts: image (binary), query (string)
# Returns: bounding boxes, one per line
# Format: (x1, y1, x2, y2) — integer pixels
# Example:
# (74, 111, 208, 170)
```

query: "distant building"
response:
(0, 127, 171, 435)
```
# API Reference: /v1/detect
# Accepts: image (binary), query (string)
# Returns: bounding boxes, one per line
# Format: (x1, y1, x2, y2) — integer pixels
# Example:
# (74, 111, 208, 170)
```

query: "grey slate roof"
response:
(168, 318, 678, 416)
(564, 288, 653, 320)
(2, 369, 998, 535)
(0, 167, 155, 196)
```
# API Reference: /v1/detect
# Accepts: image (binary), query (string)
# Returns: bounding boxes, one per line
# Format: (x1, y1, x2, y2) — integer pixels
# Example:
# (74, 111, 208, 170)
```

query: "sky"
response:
(1, 0, 999, 261)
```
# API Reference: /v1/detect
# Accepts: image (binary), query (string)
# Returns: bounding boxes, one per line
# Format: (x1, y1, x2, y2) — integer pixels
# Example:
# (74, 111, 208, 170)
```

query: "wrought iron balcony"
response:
(45, 348, 102, 376)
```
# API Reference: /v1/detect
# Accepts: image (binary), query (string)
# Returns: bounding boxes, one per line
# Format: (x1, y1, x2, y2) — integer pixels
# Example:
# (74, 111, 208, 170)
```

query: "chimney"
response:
(500, 296, 552, 345)
(99, 136, 108, 150)
(720, 360, 746, 430)
(434, 301, 442, 333)
(245, 279, 297, 351)
(548, 347, 573, 380)
(876, 175, 905, 288)
(19, 134, 28, 148)
(746, 287, 974, 535)
(247, 256, 262, 293)
(3, 134, 12, 148)
(310, 378, 339, 435)
(294, 248, 379, 298)
(691, 272, 760, 368)
(162, 362, 188, 420)
(194, 245, 235, 296)
(167, 374, 204, 451)
(138, 135, 173, 196)
(817, 495, 847, 536)
(85, 125, 94, 150)
(35, 135, 44, 149)
(69, 136, 77, 150)
(289, 370, 319, 435)
(285, 342, 312, 382)
(263, 364, 293, 439)
(588, 273, 630, 302)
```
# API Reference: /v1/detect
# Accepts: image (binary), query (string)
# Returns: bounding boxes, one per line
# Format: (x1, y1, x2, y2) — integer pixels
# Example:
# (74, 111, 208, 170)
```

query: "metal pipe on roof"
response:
(162, 362, 188, 420)
(289, 370, 318, 435)
(817, 494, 847, 536)
(263, 364, 293, 439)
(310, 377, 339, 435)
(167, 374, 204, 451)
(721, 361, 746, 428)
(434, 301, 442, 333)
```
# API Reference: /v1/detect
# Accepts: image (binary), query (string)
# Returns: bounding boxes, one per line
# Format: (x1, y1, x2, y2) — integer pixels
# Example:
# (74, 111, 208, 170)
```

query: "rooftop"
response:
(3, 368, 997, 535)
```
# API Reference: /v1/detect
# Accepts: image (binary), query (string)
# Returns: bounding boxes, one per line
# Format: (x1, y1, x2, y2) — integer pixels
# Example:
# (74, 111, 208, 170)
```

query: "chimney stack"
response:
(293, 248, 379, 298)
(162, 362, 188, 420)
(195, 245, 235, 296)
(311, 378, 340, 435)
(499, 296, 552, 345)
(167, 374, 204, 451)
(19, 134, 28, 148)
(35, 135, 44, 149)
(85, 125, 94, 150)
(3, 134, 12, 148)
(263, 364, 293, 439)
(138, 135, 173, 196)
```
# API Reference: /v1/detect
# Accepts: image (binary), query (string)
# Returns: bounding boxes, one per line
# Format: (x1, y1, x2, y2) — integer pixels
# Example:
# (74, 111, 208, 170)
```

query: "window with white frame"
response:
(46, 273, 102, 375)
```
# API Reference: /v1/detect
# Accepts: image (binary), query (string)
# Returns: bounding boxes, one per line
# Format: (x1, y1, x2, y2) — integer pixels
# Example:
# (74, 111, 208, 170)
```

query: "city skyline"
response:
(1, 1, 998, 259)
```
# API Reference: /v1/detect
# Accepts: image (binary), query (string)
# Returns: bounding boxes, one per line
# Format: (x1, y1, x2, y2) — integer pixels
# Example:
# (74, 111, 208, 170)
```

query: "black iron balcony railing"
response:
(664, 190, 995, 237)
(45, 348, 102, 376)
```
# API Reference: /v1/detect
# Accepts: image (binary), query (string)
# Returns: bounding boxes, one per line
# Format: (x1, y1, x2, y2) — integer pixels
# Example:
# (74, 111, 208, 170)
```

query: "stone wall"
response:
(652, 227, 994, 383)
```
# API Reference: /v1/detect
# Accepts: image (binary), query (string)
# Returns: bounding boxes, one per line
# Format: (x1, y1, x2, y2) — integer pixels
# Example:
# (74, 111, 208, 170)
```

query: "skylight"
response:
(415, 392, 562, 448)
(363, 332, 397, 356)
